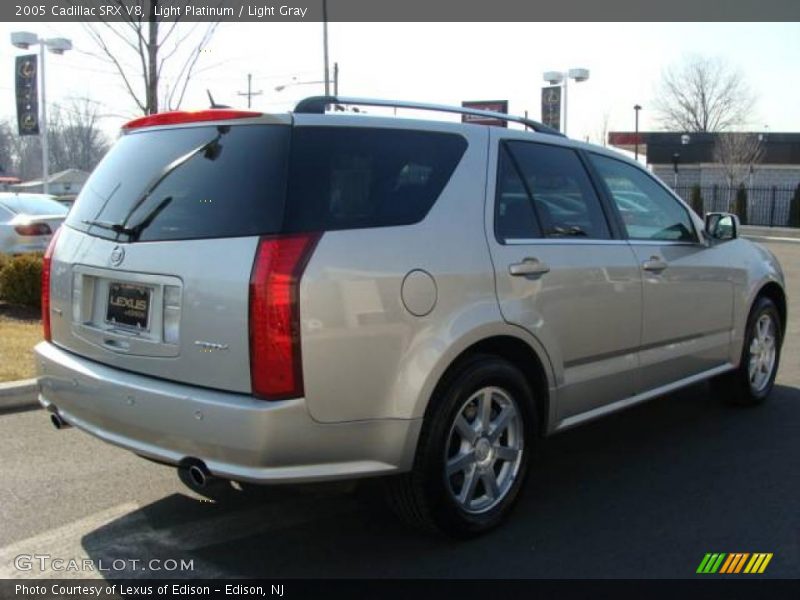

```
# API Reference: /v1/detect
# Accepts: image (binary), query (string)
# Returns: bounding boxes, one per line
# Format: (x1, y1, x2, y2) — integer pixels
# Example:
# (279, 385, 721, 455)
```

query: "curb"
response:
(0, 379, 40, 412)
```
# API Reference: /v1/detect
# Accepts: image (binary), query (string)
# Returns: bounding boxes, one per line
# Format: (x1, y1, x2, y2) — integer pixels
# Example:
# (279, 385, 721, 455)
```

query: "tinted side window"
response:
(589, 154, 697, 242)
(497, 141, 611, 240)
(495, 144, 542, 241)
(284, 127, 467, 232)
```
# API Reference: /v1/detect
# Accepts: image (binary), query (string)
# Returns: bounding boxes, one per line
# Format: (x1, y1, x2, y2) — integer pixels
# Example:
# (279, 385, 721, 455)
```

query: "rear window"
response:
(67, 123, 466, 242)
(67, 124, 291, 242)
(283, 127, 467, 232)
(1, 195, 68, 216)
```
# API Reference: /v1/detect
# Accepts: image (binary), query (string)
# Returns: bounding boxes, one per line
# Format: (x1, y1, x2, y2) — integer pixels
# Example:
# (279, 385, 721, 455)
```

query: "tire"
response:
(384, 354, 537, 537)
(714, 296, 782, 406)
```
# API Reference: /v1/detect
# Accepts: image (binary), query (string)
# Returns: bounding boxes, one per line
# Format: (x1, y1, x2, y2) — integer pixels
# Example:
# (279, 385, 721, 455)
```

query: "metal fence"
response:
(671, 184, 799, 228)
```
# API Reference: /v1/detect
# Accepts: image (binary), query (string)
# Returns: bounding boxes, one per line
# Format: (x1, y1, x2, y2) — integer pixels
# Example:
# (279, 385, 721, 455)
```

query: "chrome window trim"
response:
(502, 238, 706, 247)
(502, 238, 627, 246)
(626, 239, 706, 247)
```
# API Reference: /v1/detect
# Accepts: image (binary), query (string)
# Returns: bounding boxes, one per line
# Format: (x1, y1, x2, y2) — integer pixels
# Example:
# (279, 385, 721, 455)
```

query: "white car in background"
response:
(0, 193, 68, 254)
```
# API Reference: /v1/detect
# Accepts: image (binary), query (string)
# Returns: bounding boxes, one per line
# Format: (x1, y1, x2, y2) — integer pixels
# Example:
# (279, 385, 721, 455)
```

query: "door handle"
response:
(642, 256, 669, 272)
(509, 258, 550, 277)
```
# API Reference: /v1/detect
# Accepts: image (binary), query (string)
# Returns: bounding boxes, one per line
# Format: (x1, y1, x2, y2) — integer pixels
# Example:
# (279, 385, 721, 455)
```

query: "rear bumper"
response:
(35, 342, 421, 483)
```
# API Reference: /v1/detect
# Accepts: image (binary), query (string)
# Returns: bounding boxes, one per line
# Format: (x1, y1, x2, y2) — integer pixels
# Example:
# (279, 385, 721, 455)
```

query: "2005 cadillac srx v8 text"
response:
(36, 97, 786, 536)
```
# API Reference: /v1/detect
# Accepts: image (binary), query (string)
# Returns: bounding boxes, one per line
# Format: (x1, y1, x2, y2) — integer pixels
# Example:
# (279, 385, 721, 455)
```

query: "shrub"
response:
(790, 183, 800, 228)
(734, 183, 748, 225)
(689, 185, 704, 216)
(0, 253, 43, 308)
(0, 253, 9, 277)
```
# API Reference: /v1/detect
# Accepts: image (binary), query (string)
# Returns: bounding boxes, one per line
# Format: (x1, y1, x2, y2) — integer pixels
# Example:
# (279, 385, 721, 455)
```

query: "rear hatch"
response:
(49, 114, 291, 394)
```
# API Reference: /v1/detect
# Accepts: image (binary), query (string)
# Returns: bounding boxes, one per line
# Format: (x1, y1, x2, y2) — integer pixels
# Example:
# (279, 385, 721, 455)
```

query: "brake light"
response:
(249, 233, 321, 400)
(42, 226, 62, 342)
(122, 109, 261, 130)
(15, 222, 52, 236)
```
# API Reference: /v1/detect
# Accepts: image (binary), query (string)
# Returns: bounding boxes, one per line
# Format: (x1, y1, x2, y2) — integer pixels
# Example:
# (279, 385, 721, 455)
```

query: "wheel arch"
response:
(421, 333, 553, 439)
(756, 281, 787, 338)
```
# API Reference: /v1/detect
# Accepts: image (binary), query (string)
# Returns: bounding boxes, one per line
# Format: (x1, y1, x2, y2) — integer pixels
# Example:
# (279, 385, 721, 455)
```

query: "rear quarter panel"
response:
(297, 117, 547, 423)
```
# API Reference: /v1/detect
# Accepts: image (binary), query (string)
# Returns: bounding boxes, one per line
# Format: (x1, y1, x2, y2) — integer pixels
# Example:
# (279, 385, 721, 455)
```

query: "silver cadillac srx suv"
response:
(36, 97, 786, 536)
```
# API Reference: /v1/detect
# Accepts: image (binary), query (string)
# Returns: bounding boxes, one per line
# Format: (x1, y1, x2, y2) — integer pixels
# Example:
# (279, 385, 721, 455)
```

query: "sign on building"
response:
(541, 85, 561, 132)
(15, 54, 39, 136)
(461, 100, 509, 127)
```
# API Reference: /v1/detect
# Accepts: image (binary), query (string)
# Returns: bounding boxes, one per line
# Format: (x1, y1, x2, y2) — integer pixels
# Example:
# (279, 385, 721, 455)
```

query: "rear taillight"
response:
(15, 222, 52, 236)
(42, 227, 62, 342)
(249, 233, 321, 400)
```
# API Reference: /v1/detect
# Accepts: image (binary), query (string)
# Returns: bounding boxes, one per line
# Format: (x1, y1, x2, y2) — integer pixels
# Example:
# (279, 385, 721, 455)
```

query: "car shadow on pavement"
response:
(81, 382, 800, 579)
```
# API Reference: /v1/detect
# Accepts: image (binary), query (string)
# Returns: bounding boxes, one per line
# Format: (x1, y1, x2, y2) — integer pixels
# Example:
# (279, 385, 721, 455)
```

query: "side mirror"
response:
(705, 212, 739, 241)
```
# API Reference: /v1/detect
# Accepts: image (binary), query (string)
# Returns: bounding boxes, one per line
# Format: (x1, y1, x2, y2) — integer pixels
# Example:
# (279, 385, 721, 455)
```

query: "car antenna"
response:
(207, 90, 231, 109)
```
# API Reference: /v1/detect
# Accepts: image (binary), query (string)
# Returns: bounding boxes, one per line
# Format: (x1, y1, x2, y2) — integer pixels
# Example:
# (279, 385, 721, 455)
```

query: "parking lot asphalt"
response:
(0, 239, 798, 580)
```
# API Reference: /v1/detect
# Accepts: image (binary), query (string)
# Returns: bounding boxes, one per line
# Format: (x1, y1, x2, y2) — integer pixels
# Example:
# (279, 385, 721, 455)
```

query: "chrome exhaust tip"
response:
(187, 463, 210, 488)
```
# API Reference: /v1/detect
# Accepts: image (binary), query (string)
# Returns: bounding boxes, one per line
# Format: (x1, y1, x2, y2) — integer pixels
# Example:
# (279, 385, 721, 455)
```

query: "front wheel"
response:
(384, 355, 536, 537)
(715, 296, 782, 406)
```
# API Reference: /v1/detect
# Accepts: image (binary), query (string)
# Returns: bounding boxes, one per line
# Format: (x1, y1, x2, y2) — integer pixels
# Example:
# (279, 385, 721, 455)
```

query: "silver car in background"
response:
(0, 193, 68, 254)
(35, 98, 786, 536)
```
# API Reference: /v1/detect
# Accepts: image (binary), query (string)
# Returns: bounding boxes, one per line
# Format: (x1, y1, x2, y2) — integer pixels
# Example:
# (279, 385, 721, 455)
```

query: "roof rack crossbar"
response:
(294, 96, 565, 137)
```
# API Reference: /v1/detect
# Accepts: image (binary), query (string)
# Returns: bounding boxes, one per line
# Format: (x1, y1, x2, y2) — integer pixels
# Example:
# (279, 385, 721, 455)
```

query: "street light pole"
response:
(672, 152, 680, 189)
(334, 62, 339, 96)
(562, 75, 569, 136)
(322, 0, 330, 96)
(38, 40, 49, 194)
(633, 104, 642, 161)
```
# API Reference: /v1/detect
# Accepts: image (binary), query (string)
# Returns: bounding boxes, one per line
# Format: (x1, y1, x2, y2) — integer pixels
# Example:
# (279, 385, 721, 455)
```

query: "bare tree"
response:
(714, 132, 764, 188)
(9, 135, 42, 181)
(714, 132, 764, 221)
(48, 99, 111, 173)
(654, 55, 756, 132)
(5, 100, 109, 181)
(0, 121, 15, 176)
(592, 111, 611, 147)
(81, 1, 219, 115)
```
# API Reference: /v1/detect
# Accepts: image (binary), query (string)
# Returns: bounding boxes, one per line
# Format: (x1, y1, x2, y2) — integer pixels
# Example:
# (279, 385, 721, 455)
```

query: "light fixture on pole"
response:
(542, 67, 590, 136)
(11, 31, 72, 195)
(275, 79, 326, 93)
(275, 65, 339, 95)
(633, 104, 642, 161)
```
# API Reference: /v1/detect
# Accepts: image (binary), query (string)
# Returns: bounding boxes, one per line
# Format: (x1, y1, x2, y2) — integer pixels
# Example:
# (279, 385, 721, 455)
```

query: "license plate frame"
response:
(105, 282, 152, 331)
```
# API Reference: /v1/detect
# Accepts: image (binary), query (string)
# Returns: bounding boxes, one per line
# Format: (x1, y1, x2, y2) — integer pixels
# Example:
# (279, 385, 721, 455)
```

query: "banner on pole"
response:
(16, 54, 40, 136)
(541, 85, 561, 132)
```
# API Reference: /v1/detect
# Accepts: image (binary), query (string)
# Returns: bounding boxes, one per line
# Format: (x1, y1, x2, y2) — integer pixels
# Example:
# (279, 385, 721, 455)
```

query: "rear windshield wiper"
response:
(81, 196, 173, 242)
(81, 219, 137, 236)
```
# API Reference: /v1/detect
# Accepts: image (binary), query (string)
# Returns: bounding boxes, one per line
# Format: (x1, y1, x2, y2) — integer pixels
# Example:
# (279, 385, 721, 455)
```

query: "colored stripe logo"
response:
(697, 553, 773, 574)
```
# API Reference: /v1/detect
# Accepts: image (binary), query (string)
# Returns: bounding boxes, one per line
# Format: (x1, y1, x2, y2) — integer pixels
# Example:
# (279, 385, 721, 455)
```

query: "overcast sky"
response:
(2, 21, 799, 143)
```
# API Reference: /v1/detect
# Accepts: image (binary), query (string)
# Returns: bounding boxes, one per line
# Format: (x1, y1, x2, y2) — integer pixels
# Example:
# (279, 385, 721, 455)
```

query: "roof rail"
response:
(294, 96, 565, 137)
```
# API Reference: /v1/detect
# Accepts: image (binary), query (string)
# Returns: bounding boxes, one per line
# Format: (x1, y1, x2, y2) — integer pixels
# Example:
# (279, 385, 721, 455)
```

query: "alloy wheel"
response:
(748, 313, 777, 393)
(444, 386, 524, 514)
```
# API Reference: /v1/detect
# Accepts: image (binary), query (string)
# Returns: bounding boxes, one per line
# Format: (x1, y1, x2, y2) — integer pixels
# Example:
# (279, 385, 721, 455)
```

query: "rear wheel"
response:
(714, 296, 782, 406)
(385, 355, 536, 537)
